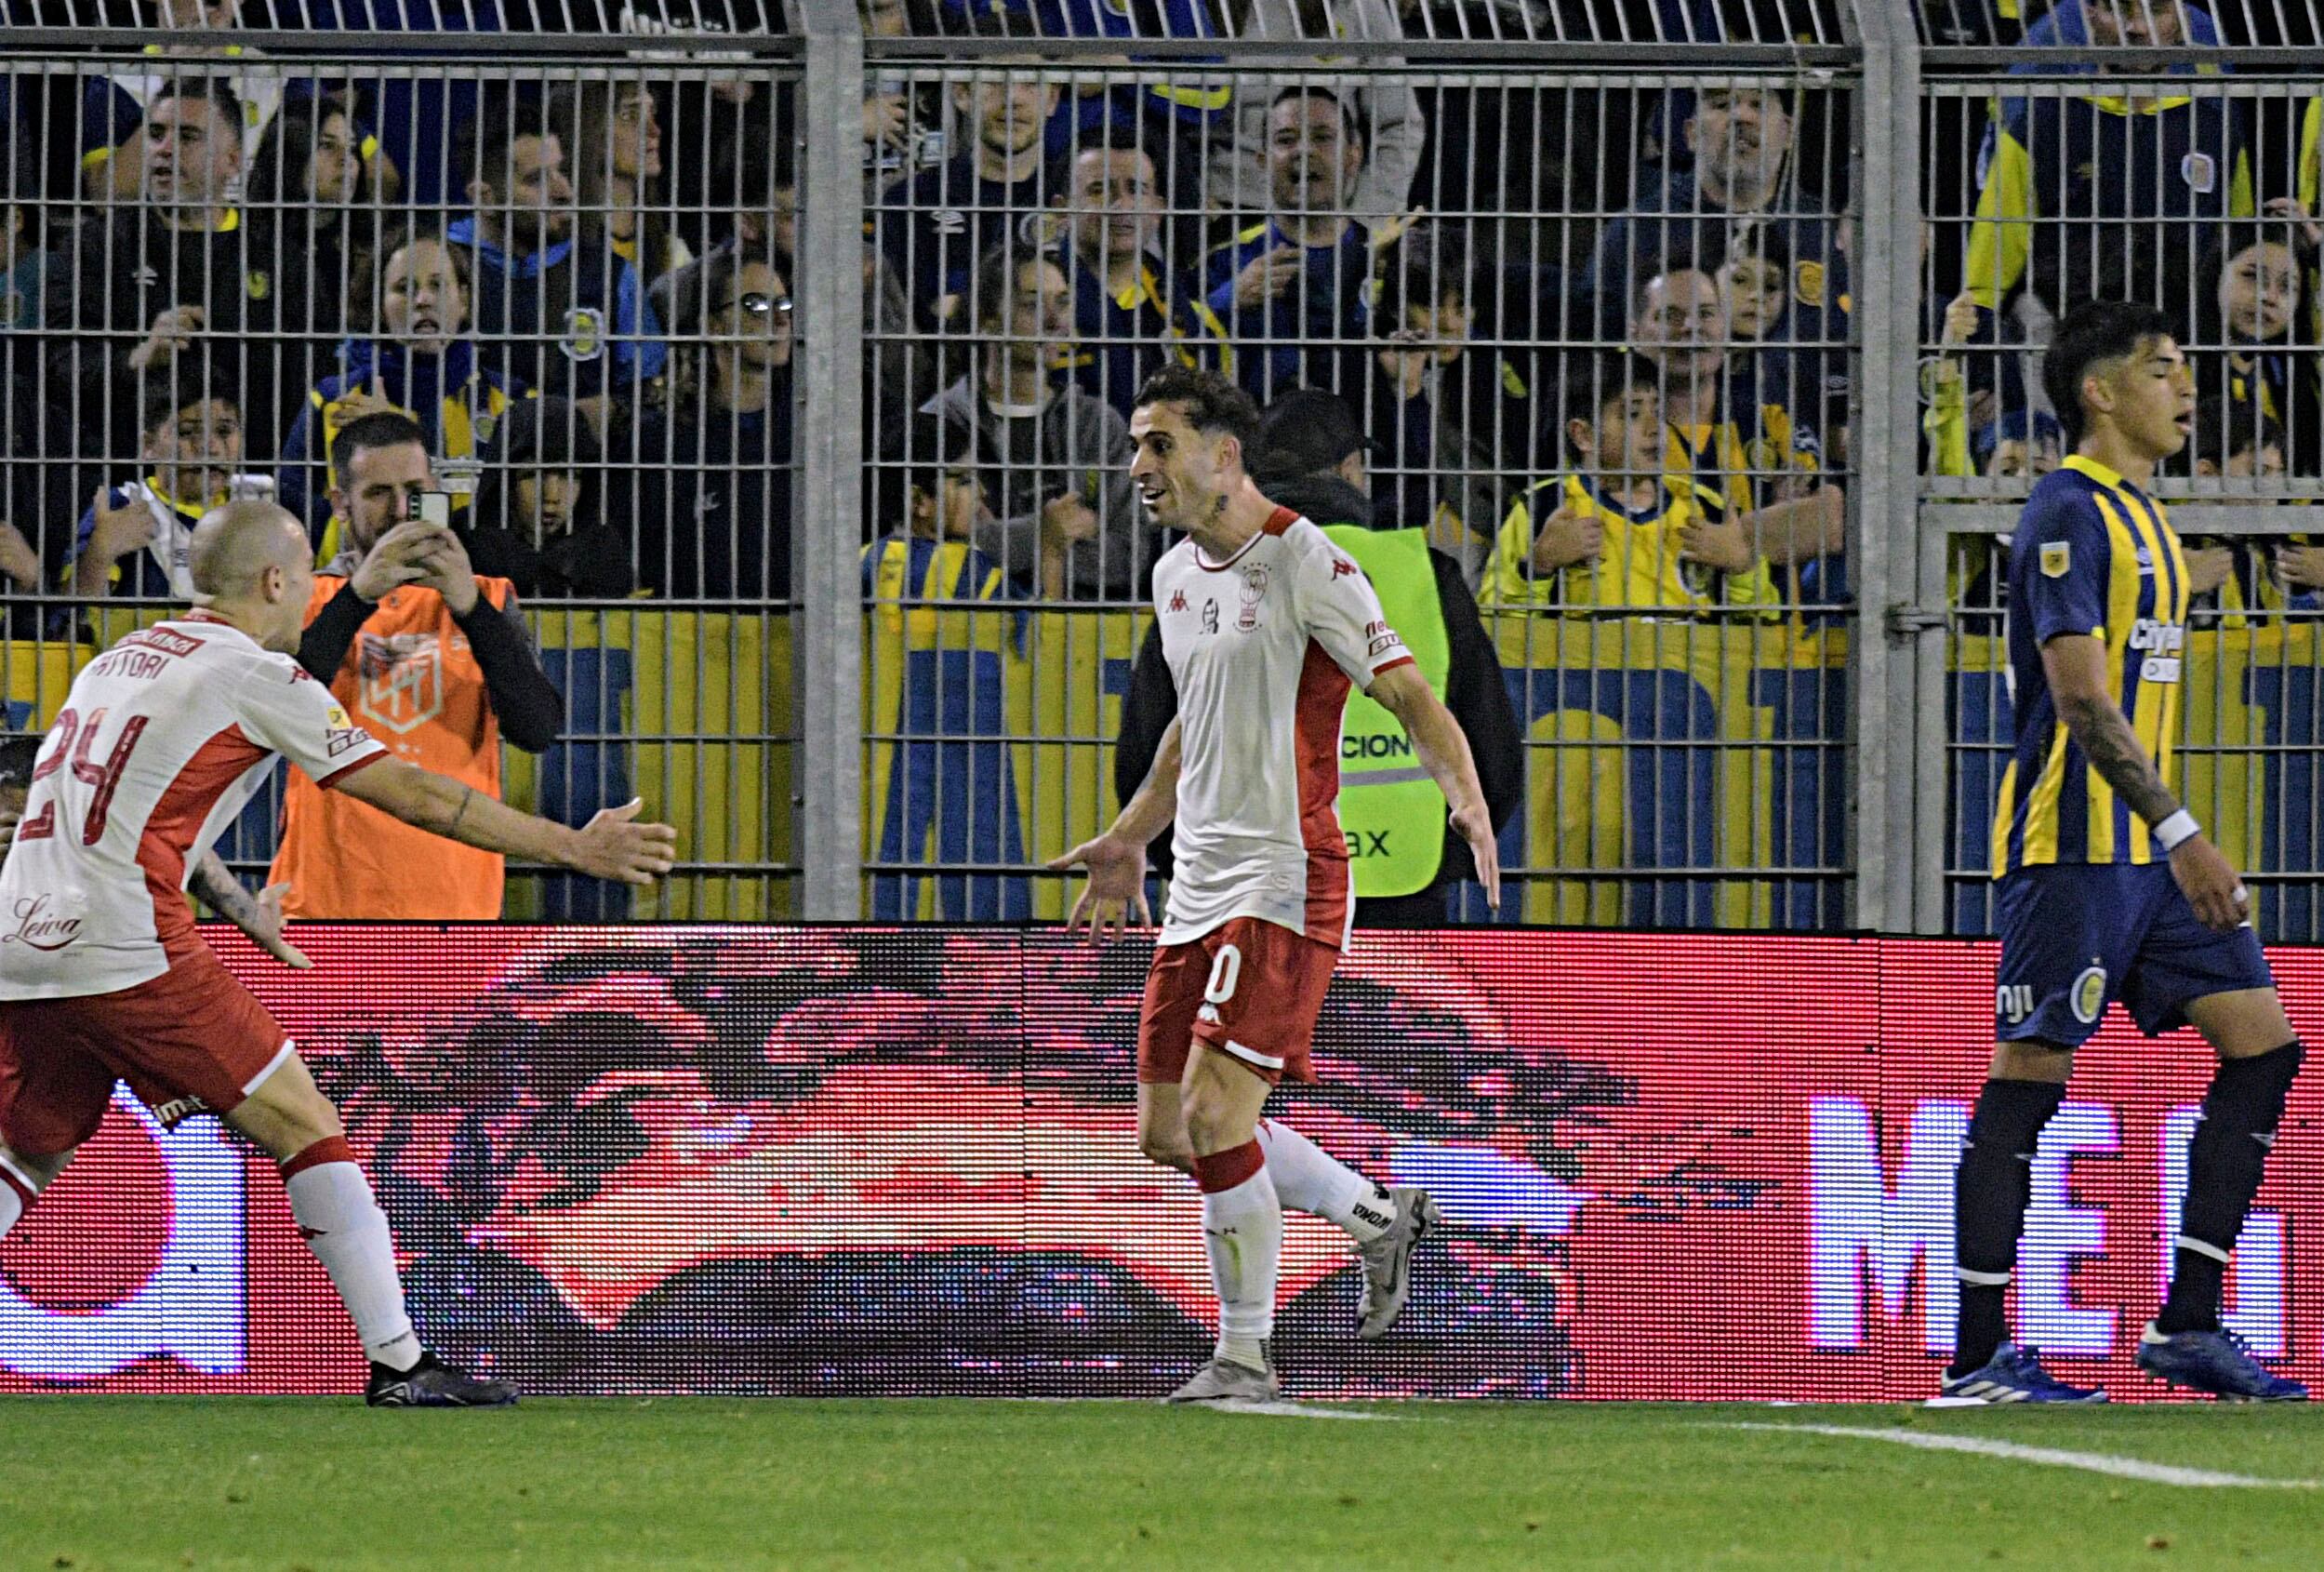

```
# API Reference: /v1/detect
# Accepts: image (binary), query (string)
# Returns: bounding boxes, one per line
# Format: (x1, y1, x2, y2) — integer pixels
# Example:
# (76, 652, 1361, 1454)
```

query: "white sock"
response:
(1258, 1118, 1392, 1243)
(1202, 1162, 1283, 1369)
(286, 1159, 423, 1372)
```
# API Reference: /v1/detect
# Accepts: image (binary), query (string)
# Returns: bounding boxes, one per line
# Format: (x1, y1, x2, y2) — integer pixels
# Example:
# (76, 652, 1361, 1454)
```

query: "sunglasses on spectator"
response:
(722, 292, 794, 320)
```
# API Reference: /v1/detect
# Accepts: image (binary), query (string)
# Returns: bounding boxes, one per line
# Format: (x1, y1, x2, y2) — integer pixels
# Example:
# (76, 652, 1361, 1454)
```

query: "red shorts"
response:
(0, 945, 293, 1156)
(1136, 916, 1338, 1087)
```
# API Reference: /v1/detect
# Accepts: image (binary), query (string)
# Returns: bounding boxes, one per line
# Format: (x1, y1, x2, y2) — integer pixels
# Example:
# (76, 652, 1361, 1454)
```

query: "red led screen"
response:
(4, 927, 2319, 1401)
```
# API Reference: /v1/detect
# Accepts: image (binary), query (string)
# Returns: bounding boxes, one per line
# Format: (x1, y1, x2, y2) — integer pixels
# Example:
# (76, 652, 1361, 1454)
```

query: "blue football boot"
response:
(1927, 1342, 2109, 1406)
(2135, 1323, 2310, 1402)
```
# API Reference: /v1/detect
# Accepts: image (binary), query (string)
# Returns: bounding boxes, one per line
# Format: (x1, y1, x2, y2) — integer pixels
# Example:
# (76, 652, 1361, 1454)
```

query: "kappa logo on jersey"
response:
(1236, 563, 1270, 632)
(1168, 589, 1189, 613)
(357, 632, 445, 735)
(2040, 541, 2072, 578)
(1331, 557, 1361, 579)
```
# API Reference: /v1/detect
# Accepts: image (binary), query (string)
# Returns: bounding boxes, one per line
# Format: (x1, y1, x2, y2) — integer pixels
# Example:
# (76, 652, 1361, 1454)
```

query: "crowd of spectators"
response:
(0, 1, 2315, 643)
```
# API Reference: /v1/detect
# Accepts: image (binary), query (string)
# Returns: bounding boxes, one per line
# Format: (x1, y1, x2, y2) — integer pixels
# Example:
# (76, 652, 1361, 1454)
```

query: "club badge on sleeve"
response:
(2040, 541, 2072, 579)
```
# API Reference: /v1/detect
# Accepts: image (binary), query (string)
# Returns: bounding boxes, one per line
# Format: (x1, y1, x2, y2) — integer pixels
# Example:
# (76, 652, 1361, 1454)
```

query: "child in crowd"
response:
(2183, 398, 2319, 621)
(69, 368, 261, 610)
(1480, 353, 1780, 619)
(2190, 217, 2321, 475)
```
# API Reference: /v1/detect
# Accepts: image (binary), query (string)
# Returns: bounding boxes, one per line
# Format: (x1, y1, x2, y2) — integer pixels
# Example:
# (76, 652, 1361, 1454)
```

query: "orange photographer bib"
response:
(269, 575, 514, 919)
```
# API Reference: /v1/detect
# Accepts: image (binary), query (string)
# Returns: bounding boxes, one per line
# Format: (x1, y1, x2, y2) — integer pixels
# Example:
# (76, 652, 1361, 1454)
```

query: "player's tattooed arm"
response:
(2058, 691, 2182, 827)
(2041, 633, 2180, 826)
(2043, 636, 2246, 932)
(189, 850, 312, 969)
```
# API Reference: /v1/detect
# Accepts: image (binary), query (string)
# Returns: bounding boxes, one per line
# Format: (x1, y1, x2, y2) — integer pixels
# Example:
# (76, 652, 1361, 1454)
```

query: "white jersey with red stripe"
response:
(0, 613, 388, 1000)
(1151, 506, 1414, 949)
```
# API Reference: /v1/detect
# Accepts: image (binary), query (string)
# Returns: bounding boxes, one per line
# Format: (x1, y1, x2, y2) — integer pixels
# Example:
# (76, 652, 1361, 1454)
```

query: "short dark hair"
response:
(0, 735, 41, 793)
(2191, 397, 2284, 471)
(969, 242, 1061, 334)
(147, 76, 246, 138)
(1131, 366, 1260, 449)
(1268, 85, 1363, 150)
(456, 90, 556, 201)
(1720, 221, 1792, 273)
(1560, 352, 1653, 462)
(874, 413, 981, 526)
(139, 363, 240, 438)
(2042, 299, 2174, 447)
(330, 409, 430, 479)
(716, 135, 796, 217)
(1373, 228, 1467, 325)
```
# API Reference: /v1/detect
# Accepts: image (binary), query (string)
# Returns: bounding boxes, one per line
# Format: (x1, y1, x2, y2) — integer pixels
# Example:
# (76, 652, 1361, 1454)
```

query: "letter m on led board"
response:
(1808, 1097, 1967, 1352)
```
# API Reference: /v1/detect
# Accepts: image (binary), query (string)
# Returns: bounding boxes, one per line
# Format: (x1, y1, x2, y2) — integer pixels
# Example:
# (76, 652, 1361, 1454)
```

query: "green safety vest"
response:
(1321, 524, 1451, 897)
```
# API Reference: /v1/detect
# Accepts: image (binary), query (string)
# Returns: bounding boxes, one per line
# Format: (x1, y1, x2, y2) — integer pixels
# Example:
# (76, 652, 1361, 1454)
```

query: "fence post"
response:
(1850, 7, 1929, 933)
(796, 0, 868, 919)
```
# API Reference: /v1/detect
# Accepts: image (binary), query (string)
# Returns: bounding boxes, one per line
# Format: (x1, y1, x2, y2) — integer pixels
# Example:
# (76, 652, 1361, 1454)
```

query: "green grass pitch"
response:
(5, 1398, 2320, 1569)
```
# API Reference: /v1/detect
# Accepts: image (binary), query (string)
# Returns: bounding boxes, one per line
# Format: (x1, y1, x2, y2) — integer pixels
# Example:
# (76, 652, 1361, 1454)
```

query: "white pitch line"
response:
(1716, 1423, 2319, 1489)
(1209, 1400, 1400, 1420)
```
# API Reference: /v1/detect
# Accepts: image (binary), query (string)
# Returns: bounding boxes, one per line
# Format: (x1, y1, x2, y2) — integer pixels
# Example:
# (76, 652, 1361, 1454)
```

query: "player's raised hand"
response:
(569, 798, 680, 886)
(2169, 833, 2248, 934)
(1450, 799, 1501, 914)
(1047, 832, 1149, 943)
(248, 882, 313, 970)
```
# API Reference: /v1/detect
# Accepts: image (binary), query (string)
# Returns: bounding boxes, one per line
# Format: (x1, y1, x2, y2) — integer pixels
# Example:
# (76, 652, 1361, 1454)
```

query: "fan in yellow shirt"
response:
(1481, 354, 1781, 618)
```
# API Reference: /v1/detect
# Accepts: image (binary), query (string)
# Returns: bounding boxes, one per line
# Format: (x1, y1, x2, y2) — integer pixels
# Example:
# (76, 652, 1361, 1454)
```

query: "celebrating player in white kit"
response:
(1051, 368, 1501, 1403)
(0, 499, 677, 1405)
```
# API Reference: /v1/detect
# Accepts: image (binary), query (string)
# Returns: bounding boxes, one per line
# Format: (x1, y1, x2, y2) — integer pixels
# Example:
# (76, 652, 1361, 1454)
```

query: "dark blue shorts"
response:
(1994, 863, 2274, 1046)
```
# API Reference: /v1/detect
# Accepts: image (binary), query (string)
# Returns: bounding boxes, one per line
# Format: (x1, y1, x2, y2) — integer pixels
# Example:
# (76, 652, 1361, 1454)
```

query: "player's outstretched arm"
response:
(1367, 662, 1502, 913)
(1047, 717, 1180, 941)
(333, 758, 679, 886)
(188, 850, 311, 969)
(2041, 633, 2245, 932)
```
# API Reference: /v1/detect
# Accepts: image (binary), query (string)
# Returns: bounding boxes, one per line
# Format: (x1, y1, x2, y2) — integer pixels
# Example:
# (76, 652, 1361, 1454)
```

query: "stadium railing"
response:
(1, 3, 2320, 934)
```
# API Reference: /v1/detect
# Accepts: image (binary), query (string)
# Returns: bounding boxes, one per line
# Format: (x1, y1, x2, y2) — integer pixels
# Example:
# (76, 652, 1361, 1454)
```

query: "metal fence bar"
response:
(1851, 2, 1915, 932)
(797, 0, 867, 919)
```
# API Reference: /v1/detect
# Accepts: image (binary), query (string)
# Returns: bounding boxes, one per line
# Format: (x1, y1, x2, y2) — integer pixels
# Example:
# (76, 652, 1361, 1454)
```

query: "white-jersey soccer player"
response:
(1052, 367, 1501, 1404)
(0, 499, 677, 1406)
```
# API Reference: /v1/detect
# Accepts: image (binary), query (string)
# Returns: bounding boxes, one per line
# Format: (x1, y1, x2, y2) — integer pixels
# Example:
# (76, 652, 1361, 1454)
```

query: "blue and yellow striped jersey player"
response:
(1938, 300, 2307, 1407)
